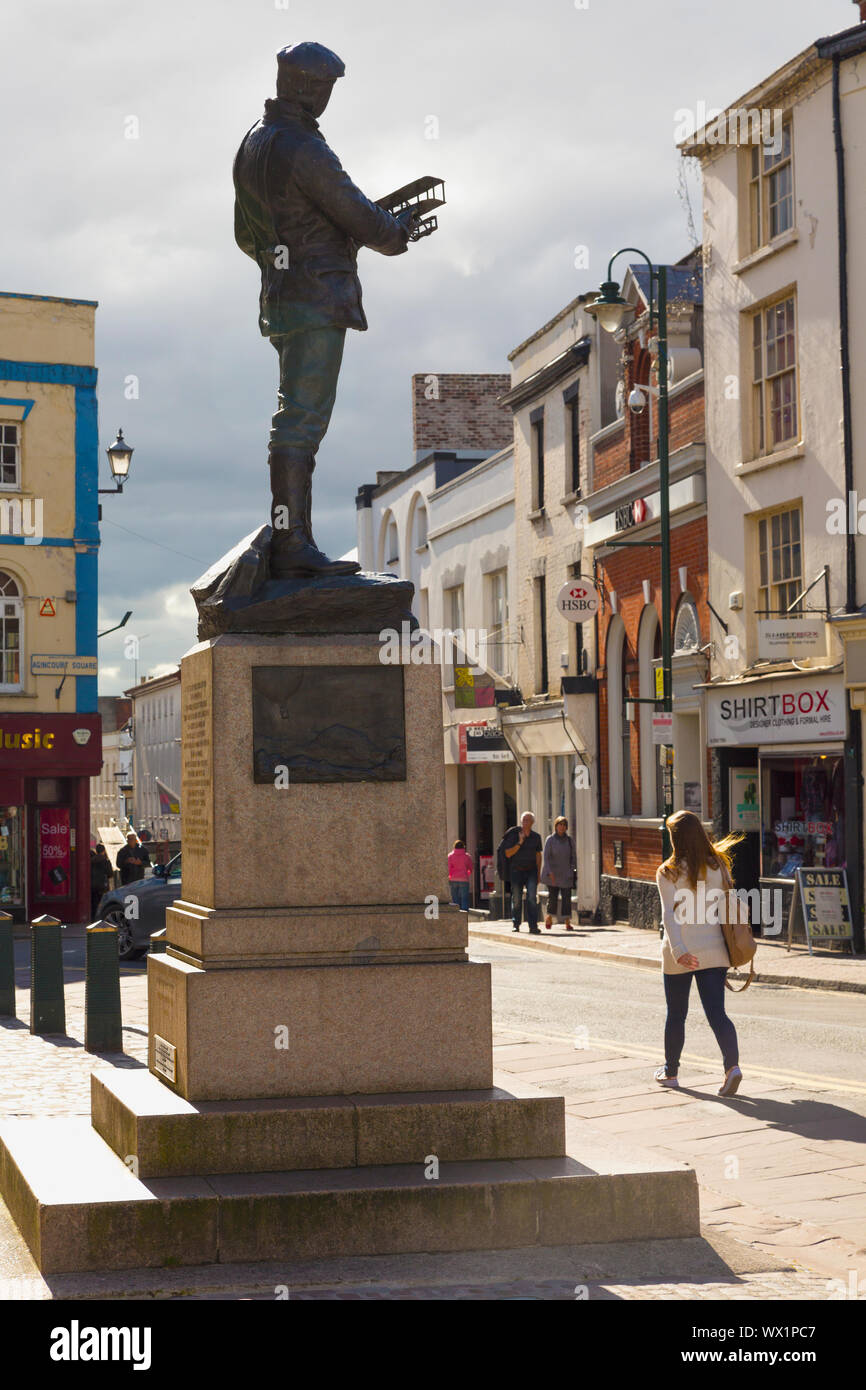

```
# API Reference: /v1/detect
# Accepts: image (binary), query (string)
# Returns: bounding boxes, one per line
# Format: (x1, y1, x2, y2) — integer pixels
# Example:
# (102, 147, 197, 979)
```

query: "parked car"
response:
(96, 853, 182, 960)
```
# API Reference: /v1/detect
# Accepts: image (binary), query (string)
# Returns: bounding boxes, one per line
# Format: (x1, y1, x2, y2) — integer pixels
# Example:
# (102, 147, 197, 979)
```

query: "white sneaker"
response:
(654, 1066, 679, 1089)
(718, 1066, 742, 1097)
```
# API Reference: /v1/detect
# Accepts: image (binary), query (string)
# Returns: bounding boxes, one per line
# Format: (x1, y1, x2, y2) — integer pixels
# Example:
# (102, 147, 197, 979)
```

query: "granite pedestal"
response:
(0, 583, 700, 1273)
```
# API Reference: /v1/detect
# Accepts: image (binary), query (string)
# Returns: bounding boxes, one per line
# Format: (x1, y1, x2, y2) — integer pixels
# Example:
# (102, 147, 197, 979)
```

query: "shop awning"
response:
(502, 705, 588, 759)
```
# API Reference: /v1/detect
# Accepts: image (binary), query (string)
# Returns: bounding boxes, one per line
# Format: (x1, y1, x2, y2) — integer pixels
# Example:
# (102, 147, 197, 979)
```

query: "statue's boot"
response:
(268, 448, 361, 578)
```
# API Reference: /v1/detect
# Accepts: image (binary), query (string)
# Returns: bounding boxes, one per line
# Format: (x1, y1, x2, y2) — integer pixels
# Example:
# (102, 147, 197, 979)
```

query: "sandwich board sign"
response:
(787, 867, 855, 956)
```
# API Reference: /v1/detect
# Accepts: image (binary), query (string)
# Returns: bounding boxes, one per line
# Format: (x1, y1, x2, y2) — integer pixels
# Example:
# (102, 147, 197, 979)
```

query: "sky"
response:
(1, 0, 858, 692)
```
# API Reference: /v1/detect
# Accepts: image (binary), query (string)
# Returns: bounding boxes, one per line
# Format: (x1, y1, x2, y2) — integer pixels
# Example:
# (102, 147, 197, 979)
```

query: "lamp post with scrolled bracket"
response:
(585, 249, 673, 861)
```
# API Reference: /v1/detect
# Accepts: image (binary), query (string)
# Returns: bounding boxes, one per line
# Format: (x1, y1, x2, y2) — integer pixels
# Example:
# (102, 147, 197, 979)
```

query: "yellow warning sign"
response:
(39, 598, 56, 617)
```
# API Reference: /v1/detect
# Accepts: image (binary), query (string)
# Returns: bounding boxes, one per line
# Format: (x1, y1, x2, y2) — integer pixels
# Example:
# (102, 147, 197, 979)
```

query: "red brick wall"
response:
(597, 515, 710, 818)
(591, 348, 704, 493)
(411, 373, 512, 454)
(602, 825, 663, 881)
(593, 421, 628, 491)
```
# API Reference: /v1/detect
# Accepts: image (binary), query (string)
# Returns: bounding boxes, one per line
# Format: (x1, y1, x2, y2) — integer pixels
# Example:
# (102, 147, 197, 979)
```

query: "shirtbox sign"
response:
(555, 579, 600, 624)
(706, 677, 846, 747)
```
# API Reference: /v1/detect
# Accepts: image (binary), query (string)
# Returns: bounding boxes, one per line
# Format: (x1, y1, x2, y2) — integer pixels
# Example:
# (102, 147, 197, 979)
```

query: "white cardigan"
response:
(655, 862, 732, 975)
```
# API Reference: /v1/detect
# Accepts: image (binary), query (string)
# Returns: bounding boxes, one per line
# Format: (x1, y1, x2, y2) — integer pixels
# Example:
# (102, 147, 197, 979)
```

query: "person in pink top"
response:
(448, 840, 473, 911)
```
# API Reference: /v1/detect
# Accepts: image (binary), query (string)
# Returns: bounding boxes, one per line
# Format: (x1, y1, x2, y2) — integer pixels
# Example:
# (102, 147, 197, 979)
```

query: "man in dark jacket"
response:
(234, 42, 414, 578)
(116, 832, 150, 887)
(497, 812, 544, 935)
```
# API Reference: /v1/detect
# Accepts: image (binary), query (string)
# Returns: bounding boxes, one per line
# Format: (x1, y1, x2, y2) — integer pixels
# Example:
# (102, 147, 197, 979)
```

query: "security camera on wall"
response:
(628, 387, 647, 415)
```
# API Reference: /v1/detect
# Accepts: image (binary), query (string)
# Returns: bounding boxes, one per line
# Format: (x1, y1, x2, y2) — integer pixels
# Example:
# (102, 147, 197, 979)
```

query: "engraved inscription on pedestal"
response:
(183, 673, 213, 852)
(252, 665, 406, 783)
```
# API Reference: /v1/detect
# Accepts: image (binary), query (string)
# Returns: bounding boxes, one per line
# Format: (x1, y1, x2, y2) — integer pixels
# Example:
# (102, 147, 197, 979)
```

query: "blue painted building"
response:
(0, 291, 103, 921)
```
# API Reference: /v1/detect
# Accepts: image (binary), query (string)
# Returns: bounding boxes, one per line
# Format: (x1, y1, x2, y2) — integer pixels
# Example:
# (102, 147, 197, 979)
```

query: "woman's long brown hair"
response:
(660, 809, 744, 890)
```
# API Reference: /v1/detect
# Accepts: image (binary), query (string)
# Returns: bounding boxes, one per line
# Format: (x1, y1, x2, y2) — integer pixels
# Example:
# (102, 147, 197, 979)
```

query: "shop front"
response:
(0, 713, 102, 923)
(707, 671, 849, 941)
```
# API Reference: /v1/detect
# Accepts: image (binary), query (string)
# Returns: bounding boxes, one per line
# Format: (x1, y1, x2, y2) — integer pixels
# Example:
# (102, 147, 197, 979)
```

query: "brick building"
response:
(410, 373, 512, 460)
(583, 255, 709, 928)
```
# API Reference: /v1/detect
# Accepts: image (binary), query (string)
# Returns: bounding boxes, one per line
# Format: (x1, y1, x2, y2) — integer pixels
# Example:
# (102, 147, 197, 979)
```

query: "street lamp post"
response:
(586, 249, 673, 857)
(100, 429, 135, 494)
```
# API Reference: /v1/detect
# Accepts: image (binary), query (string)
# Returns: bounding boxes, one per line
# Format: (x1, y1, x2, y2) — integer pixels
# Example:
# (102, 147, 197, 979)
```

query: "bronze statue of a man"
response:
(233, 42, 415, 578)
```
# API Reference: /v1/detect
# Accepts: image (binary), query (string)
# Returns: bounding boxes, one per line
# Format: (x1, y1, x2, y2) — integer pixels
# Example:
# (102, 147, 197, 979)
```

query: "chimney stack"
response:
(856, 0, 866, 23)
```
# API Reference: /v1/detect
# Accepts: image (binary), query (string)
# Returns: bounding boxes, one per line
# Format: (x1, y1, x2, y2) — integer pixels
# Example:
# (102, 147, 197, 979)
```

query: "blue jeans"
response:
(663, 967, 739, 1076)
(450, 880, 470, 910)
(510, 869, 538, 931)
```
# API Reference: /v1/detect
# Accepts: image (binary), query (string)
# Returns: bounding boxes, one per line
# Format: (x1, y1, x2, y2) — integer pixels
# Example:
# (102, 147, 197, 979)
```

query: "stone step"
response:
(0, 1115, 699, 1275)
(91, 1070, 567, 1178)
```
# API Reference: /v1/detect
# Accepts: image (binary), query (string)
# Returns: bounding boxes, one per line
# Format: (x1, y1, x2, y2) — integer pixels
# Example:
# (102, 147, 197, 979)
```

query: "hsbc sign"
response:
(556, 579, 600, 624)
(614, 498, 649, 531)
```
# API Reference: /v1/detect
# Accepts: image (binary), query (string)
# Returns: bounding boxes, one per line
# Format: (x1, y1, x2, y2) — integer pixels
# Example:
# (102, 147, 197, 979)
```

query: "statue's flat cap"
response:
(276, 42, 345, 82)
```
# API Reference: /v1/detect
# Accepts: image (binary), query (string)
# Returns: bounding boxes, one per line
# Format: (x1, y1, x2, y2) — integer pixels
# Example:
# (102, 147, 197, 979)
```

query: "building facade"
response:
(500, 295, 614, 915)
(584, 258, 708, 927)
(126, 668, 182, 845)
(356, 374, 518, 906)
(0, 291, 102, 922)
(90, 696, 132, 840)
(683, 11, 866, 948)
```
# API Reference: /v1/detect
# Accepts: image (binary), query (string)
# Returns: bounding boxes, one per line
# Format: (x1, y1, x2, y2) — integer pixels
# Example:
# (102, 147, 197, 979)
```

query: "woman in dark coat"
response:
(542, 816, 577, 931)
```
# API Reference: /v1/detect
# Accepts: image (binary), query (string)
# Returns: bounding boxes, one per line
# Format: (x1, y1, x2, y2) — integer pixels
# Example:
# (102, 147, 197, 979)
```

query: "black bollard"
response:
(30, 915, 65, 1035)
(85, 922, 123, 1053)
(0, 911, 14, 1017)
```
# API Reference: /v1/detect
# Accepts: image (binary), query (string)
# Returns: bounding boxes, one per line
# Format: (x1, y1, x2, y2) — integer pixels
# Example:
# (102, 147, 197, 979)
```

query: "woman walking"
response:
(655, 810, 743, 1097)
(447, 839, 473, 911)
(542, 816, 577, 930)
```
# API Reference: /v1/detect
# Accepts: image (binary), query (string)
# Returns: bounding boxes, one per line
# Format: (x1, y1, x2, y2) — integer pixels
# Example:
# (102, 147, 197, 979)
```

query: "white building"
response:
(681, 6, 866, 946)
(356, 374, 518, 907)
(499, 295, 615, 916)
(90, 696, 133, 842)
(125, 668, 182, 844)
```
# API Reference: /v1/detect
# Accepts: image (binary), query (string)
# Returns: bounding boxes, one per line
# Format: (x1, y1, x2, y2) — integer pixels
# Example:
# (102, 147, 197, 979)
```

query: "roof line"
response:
(0, 290, 98, 308)
(508, 292, 590, 361)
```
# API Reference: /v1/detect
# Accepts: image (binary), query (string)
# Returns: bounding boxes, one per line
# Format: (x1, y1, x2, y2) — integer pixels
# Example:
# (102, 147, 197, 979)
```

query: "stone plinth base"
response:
(0, 1106, 699, 1275)
(91, 1070, 566, 1177)
(148, 952, 493, 1100)
(165, 899, 467, 969)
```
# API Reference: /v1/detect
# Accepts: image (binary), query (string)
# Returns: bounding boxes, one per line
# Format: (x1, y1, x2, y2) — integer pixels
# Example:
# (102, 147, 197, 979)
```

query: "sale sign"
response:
(40, 807, 71, 896)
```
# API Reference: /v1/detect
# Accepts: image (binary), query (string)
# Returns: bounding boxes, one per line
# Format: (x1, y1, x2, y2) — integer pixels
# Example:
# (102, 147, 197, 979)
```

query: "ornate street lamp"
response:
(587, 249, 674, 857)
(100, 429, 135, 495)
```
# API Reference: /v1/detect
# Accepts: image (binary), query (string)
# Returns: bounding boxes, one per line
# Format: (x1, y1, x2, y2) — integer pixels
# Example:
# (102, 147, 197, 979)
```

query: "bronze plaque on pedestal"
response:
(252, 665, 406, 783)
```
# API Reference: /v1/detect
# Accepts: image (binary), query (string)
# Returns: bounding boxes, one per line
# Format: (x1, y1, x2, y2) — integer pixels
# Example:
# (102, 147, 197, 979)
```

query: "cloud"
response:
(2, 0, 855, 682)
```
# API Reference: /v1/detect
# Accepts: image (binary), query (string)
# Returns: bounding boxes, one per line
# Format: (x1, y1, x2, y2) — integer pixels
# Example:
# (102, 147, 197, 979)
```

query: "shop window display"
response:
(761, 754, 845, 878)
(0, 806, 23, 906)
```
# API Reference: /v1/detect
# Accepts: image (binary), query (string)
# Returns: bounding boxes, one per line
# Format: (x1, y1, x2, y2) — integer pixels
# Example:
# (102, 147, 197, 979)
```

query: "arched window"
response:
(638, 605, 663, 817)
(377, 511, 400, 573)
(0, 572, 22, 690)
(606, 616, 631, 817)
(406, 495, 430, 622)
(674, 596, 701, 653)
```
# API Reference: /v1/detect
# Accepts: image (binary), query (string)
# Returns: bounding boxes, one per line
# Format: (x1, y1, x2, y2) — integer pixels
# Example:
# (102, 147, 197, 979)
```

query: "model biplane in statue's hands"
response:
(377, 176, 446, 241)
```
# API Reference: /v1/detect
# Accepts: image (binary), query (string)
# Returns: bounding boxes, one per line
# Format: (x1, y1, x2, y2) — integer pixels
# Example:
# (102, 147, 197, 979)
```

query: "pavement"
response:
(0, 943, 864, 1300)
(469, 915, 866, 992)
